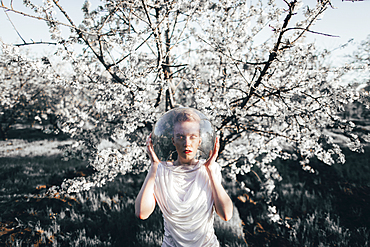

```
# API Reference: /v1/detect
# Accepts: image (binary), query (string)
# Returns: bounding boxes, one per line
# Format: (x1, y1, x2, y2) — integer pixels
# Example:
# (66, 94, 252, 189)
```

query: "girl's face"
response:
(172, 121, 202, 165)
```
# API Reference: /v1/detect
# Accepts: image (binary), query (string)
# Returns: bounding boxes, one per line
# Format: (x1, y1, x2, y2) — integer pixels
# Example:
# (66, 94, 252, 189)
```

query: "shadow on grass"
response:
(0, 155, 246, 246)
(232, 146, 370, 247)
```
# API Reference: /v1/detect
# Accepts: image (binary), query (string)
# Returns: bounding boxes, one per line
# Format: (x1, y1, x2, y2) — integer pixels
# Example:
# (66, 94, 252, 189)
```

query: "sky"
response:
(302, 0, 370, 62)
(0, 0, 369, 63)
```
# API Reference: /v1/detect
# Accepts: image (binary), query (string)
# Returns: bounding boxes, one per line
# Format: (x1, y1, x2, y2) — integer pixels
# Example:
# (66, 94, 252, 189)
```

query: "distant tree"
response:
(336, 34, 370, 135)
(1, 0, 369, 223)
(350, 34, 370, 87)
(0, 46, 68, 139)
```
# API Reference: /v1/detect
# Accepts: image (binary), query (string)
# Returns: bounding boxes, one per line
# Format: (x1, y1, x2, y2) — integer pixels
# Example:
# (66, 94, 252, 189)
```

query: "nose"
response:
(184, 136, 191, 147)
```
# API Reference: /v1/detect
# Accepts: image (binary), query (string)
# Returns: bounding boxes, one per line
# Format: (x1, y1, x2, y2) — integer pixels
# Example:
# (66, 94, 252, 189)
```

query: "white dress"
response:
(154, 160, 221, 247)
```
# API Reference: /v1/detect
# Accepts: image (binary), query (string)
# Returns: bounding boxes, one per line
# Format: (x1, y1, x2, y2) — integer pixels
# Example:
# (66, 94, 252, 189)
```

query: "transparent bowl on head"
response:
(152, 107, 215, 161)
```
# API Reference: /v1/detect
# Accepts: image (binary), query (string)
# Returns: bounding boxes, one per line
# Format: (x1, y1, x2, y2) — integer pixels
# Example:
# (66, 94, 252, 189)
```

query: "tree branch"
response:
(284, 27, 339, 38)
(197, 35, 268, 66)
(238, 0, 298, 109)
(141, 0, 162, 66)
(0, 3, 95, 35)
(51, 0, 127, 86)
(2, 5, 26, 44)
(14, 41, 57, 46)
(289, 0, 332, 45)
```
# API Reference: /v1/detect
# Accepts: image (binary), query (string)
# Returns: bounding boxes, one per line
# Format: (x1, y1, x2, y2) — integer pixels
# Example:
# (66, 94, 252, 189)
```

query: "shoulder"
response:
(158, 161, 172, 168)
(156, 161, 177, 174)
(156, 161, 168, 174)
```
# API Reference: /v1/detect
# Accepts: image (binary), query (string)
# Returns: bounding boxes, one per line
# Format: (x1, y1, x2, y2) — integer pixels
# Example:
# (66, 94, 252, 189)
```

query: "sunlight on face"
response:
(172, 121, 202, 165)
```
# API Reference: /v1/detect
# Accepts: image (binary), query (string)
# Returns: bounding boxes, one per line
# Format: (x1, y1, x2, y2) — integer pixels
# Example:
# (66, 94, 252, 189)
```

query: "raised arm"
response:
(204, 137, 233, 221)
(135, 134, 159, 220)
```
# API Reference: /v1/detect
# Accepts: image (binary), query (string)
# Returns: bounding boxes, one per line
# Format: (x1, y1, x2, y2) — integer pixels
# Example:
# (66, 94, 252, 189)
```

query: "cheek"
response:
(194, 138, 201, 147)
(173, 138, 182, 147)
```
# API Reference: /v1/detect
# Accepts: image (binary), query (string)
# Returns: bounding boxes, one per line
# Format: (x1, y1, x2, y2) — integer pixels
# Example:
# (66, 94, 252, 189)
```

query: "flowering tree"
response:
(1, 0, 369, 222)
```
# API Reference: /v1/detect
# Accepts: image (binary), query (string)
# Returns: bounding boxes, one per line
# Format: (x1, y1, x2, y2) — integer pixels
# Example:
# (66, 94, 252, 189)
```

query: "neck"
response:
(174, 158, 198, 166)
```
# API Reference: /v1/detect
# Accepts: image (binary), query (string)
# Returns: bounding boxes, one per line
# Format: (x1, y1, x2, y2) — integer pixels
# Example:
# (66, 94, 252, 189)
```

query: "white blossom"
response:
(1, 0, 369, 225)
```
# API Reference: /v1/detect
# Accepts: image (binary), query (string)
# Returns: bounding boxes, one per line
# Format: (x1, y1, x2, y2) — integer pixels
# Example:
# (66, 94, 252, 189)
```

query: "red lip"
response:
(184, 150, 192, 154)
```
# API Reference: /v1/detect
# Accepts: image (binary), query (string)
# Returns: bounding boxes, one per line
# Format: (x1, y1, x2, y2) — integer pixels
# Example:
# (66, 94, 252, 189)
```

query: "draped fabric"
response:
(154, 160, 221, 247)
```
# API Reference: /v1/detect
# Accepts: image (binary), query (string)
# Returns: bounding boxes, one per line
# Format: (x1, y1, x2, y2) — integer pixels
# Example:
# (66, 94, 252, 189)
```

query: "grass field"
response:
(0, 135, 245, 246)
(236, 149, 370, 247)
(0, 130, 369, 246)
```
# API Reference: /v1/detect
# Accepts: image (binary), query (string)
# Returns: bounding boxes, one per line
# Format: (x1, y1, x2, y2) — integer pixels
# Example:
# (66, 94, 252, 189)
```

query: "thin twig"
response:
(284, 27, 339, 38)
(14, 41, 57, 46)
(0, 4, 95, 36)
(197, 35, 268, 66)
(52, 0, 128, 86)
(2, 5, 26, 44)
(97, 1, 123, 33)
(289, 0, 332, 45)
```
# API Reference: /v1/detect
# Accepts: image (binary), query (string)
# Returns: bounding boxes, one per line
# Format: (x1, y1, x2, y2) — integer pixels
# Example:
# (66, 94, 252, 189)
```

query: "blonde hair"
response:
(173, 109, 201, 125)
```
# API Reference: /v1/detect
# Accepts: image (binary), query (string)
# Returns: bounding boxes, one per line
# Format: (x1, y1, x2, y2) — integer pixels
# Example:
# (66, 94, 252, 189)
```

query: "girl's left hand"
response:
(204, 137, 219, 170)
(146, 133, 161, 166)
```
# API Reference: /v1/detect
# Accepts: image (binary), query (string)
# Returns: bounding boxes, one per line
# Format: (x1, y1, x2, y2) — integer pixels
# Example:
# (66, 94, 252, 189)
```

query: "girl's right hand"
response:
(146, 133, 160, 166)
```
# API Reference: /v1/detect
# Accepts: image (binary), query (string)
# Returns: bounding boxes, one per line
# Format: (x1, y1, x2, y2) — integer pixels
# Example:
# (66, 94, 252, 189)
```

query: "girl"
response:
(135, 110, 233, 246)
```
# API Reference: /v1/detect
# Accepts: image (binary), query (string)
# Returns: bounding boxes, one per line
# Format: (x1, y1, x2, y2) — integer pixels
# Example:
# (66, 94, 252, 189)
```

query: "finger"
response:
(215, 137, 220, 149)
(210, 137, 219, 160)
(147, 132, 153, 139)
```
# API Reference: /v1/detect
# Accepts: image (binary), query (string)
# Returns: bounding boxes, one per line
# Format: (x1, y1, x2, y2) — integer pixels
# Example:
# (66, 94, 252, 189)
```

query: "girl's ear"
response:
(199, 137, 202, 145)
